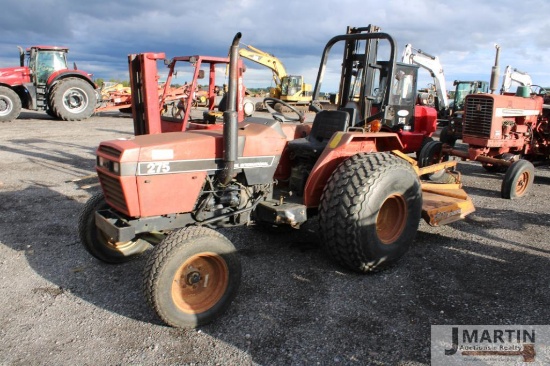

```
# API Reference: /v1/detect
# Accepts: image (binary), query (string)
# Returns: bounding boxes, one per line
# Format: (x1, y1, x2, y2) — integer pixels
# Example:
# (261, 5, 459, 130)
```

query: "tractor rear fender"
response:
(303, 132, 403, 207)
(47, 70, 97, 90)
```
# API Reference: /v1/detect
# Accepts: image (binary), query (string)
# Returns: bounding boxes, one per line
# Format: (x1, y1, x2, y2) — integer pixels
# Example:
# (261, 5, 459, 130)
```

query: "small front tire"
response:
(501, 160, 534, 199)
(143, 227, 241, 328)
(78, 192, 152, 263)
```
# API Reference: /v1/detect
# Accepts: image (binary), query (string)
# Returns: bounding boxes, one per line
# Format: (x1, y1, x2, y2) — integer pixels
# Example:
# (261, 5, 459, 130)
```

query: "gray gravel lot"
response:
(1, 110, 549, 365)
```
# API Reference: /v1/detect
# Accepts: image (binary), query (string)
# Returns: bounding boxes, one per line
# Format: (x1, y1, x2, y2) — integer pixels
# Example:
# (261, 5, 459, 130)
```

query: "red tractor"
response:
(420, 47, 550, 199)
(0, 45, 98, 122)
(79, 29, 474, 328)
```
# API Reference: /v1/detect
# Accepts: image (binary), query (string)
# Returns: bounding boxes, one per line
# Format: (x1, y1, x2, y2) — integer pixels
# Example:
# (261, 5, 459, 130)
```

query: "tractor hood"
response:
(95, 121, 288, 217)
(98, 121, 288, 166)
(0, 66, 31, 85)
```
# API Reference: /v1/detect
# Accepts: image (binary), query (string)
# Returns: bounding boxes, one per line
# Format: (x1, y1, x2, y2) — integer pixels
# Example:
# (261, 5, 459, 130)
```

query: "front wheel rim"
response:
(515, 171, 531, 196)
(63, 87, 89, 113)
(171, 252, 229, 314)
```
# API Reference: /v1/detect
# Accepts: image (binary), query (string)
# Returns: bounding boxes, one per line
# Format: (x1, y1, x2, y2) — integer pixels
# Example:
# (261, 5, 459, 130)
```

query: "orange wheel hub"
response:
(376, 194, 407, 244)
(171, 252, 229, 314)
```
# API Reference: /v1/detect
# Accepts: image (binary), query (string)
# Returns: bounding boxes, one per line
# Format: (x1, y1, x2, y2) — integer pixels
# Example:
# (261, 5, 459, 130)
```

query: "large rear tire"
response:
(78, 192, 152, 263)
(319, 152, 422, 273)
(501, 160, 534, 199)
(0, 86, 22, 122)
(50, 77, 96, 121)
(143, 227, 241, 328)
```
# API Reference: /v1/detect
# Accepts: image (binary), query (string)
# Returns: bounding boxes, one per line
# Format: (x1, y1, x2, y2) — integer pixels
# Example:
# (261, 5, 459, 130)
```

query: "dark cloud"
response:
(0, 0, 548, 89)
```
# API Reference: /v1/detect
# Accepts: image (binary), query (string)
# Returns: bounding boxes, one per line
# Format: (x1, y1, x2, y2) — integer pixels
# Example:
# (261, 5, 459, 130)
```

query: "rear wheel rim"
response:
(376, 194, 407, 244)
(63, 87, 89, 113)
(171, 252, 229, 314)
(0, 96, 13, 116)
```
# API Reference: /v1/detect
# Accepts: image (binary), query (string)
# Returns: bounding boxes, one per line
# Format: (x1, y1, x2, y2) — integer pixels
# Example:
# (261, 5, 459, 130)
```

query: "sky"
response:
(1, 0, 549, 94)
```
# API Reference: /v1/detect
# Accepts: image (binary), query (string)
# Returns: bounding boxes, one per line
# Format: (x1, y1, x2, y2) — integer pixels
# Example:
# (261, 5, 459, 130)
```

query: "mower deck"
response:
(392, 150, 475, 226)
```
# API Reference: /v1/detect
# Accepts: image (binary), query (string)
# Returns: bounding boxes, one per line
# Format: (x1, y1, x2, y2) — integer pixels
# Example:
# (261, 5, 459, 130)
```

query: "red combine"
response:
(79, 29, 474, 328)
(0, 46, 98, 121)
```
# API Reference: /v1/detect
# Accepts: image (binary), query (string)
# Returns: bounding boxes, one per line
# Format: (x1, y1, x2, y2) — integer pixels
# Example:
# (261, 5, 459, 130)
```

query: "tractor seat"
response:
(287, 110, 350, 160)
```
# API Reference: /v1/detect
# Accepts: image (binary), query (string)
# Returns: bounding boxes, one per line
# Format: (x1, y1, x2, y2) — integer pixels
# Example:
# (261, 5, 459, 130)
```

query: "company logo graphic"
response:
(445, 327, 535, 361)
(431, 325, 549, 365)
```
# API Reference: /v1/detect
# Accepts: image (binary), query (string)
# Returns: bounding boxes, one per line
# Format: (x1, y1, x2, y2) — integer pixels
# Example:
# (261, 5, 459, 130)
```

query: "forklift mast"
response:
(313, 25, 420, 131)
(128, 52, 247, 136)
(128, 52, 166, 135)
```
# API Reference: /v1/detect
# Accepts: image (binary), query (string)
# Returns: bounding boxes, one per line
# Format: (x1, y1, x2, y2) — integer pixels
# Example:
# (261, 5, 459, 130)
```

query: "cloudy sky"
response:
(1, 0, 549, 93)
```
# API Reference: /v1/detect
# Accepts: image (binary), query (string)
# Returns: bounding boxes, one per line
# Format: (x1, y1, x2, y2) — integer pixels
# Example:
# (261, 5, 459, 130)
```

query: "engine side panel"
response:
(137, 172, 207, 217)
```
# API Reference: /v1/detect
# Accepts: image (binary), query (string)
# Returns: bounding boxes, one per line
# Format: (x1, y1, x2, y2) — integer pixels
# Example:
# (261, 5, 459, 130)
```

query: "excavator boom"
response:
(238, 44, 287, 86)
(402, 44, 449, 112)
(501, 65, 532, 93)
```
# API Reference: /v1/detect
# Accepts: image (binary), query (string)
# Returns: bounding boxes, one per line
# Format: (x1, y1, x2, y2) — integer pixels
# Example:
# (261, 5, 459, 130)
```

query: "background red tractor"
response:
(420, 46, 550, 199)
(0, 45, 98, 122)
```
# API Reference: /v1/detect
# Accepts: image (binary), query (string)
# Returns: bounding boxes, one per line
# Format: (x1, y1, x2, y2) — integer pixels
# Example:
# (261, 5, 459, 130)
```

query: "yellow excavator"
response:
(238, 44, 312, 111)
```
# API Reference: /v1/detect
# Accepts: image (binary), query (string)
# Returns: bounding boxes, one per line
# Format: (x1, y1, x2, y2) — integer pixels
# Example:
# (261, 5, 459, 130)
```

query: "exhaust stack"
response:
(489, 44, 501, 94)
(218, 32, 242, 185)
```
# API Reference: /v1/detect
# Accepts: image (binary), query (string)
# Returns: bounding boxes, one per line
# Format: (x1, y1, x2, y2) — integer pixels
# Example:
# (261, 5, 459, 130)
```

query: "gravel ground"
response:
(1, 110, 549, 365)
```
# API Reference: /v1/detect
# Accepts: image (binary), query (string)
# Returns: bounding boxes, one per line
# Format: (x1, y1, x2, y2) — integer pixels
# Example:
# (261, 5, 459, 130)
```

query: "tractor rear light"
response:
(370, 119, 382, 132)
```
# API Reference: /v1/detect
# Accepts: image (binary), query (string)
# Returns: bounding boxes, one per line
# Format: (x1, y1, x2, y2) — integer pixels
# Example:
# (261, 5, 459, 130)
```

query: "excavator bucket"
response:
(392, 151, 475, 226)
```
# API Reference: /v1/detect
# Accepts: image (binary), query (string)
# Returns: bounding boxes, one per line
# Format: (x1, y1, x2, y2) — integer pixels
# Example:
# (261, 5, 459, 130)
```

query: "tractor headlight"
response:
(112, 162, 120, 174)
(97, 156, 108, 169)
(97, 156, 120, 174)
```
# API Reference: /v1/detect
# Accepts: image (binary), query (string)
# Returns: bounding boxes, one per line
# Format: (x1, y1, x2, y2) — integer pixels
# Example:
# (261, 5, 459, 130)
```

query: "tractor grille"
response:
(463, 97, 494, 138)
(97, 171, 128, 213)
(98, 145, 122, 158)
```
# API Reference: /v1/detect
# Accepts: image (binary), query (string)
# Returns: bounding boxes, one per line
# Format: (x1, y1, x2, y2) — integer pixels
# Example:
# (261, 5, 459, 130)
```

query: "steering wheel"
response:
(263, 97, 304, 123)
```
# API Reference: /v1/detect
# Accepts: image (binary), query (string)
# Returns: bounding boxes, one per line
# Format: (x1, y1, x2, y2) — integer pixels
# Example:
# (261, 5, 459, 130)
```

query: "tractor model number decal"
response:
(137, 156, 275, 176)
(146, 162, 171, 174)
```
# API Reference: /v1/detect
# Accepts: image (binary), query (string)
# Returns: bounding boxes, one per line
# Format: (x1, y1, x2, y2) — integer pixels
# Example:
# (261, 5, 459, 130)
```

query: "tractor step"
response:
(254, 200, 307, 227)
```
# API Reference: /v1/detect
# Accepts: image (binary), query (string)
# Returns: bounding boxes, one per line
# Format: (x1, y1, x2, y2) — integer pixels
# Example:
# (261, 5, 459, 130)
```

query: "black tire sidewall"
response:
(418, 140, 444, 168)
(0, 86, 22, 122)
(356, 167, 422, 261)
(51, 78, 96, 121)
(319, 153, 422, 272)
(78, 192, 150, 263)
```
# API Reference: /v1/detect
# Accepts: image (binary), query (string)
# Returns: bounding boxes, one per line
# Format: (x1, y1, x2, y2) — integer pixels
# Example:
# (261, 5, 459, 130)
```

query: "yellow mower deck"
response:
(393, 151, 475, 226)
